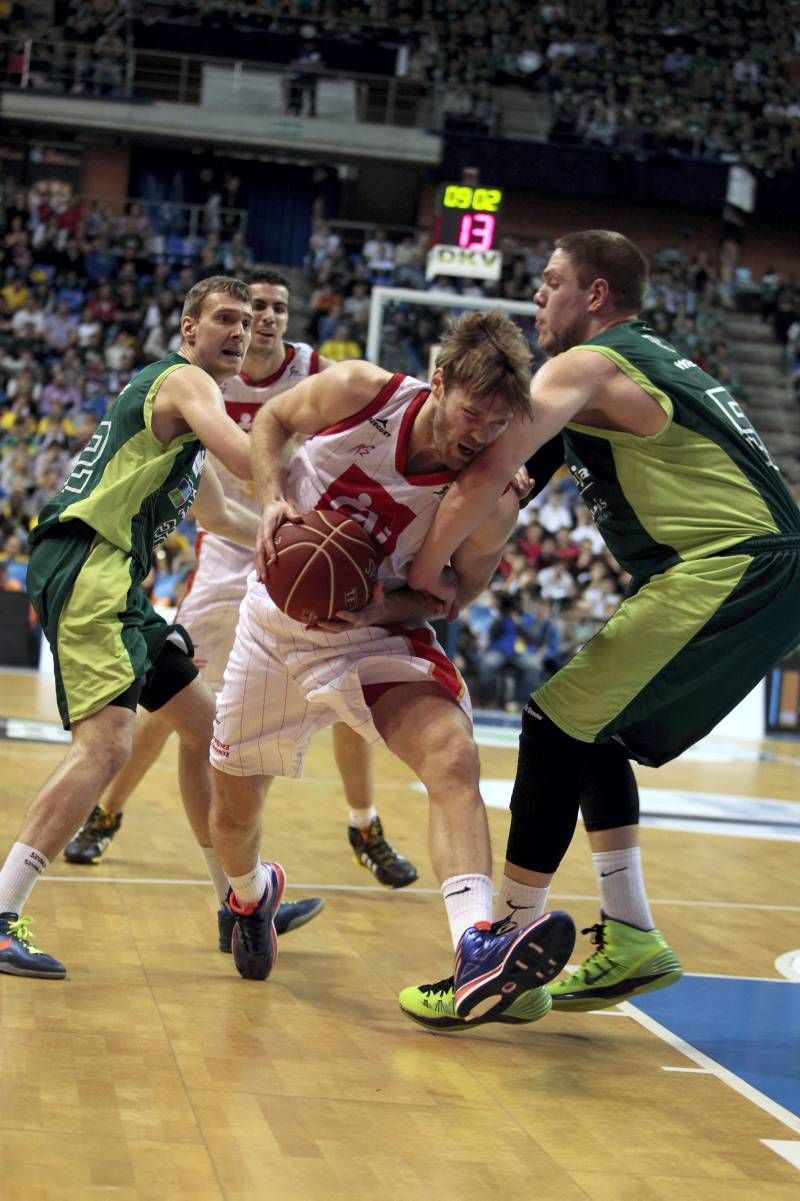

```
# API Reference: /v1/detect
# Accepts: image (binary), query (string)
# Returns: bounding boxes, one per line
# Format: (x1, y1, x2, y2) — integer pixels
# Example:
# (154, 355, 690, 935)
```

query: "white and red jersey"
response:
(286, 372, 457, 591)
(211, 371, 470, 777)
(178, 342, 319, 691)
(210, 341, 320, 511)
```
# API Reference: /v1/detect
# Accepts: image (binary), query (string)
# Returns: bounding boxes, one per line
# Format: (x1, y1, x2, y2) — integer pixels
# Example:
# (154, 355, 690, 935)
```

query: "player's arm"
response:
(451, 487, 520, 607)
(310, 580, 448, 633)
(251, 360, 392, 574)
(518, 433, 566, 505)
(323, 488, 520, 635)
(189, 462, 259, 549)
(153, 365, 252, 479)
(408, 352, 598, 600)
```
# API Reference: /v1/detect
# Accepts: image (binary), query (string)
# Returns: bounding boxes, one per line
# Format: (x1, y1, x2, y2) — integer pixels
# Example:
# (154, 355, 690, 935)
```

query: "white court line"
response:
(584, 1009, 629, 1017)
(762, 1141, 800, 1171)
(775, 950, 800, 982)
(42, 876, 403, 891)
(37, 876, 800, 914)
(683, 971, 797, 985)
(662, 1067, 712, 1073)
(621, 1001, 800, 1142)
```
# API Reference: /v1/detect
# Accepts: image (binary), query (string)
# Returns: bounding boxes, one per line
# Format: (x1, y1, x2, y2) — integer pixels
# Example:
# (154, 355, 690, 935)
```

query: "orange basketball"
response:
(264, 510, 380, 624)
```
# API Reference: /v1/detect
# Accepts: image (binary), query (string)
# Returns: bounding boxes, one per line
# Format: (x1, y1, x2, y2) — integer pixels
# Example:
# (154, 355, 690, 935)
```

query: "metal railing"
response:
(3, 37, 439, 129)
(2, 36, 553, 137)
(0, 184, 249, 247)
(77, 193, 249, 244)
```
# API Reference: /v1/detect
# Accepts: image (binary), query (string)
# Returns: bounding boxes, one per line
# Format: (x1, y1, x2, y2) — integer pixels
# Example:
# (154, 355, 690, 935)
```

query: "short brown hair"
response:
(181, 275, 252, 320)
(435, 310, 532, 419)
(555, 230, 648, 314)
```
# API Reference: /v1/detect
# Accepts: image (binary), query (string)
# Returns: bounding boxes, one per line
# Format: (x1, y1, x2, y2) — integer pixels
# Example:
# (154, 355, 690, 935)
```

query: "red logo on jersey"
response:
(317, 464, 415, 553)
(224, 399, 261, 431)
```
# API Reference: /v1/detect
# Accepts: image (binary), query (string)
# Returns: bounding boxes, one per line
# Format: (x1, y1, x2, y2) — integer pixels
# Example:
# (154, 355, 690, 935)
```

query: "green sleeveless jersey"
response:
(31, 353, 206, 576)
(562, 320, 800, 582)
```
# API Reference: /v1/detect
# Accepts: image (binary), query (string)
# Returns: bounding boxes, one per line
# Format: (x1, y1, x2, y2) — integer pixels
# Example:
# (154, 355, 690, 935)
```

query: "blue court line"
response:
(631, 975, 800, 1122)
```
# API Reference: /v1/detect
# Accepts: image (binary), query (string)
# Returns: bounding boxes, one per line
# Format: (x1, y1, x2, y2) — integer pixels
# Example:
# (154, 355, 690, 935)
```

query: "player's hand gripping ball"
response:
(264, 510, 380, 625)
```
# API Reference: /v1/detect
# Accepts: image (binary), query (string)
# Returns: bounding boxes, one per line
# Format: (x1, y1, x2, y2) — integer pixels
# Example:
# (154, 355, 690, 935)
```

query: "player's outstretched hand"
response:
(256, 499, 303, 580)
(510, 464, 532, 500)
(310, 581, 448, 633)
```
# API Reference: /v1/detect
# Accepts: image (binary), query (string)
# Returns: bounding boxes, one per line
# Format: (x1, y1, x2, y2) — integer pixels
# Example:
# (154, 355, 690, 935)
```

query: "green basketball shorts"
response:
(27, 523, 173, 729)
(534, 535, 800, 767)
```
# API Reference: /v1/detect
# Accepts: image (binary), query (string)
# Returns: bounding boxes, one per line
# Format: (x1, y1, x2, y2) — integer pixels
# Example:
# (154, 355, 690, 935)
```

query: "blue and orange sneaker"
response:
(227, 862, 286, 981)
(217, 896, 324, 952)
(453, 911, 575, 1021)
(0, 912, 66, 979)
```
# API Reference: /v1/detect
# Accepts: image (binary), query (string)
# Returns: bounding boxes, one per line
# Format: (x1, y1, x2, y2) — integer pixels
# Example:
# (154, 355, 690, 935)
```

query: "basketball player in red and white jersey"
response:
(209, 311, 576, 1023)
(65, 269, 418, 945)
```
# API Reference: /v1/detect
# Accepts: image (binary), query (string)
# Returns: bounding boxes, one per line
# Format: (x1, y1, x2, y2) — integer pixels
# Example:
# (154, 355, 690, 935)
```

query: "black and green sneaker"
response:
(64, 806, 123, 865)
(399, 975, 553, 1030)
(548, 915, 683, 1011)
(348, 816, 418, 888)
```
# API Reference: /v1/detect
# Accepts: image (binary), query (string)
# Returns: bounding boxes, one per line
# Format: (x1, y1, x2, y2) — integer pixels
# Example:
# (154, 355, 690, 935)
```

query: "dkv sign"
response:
(426, 244, 502, 282)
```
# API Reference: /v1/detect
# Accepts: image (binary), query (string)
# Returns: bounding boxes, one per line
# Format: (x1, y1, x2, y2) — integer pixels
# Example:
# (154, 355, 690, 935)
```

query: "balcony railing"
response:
(3, 37, 441, 130)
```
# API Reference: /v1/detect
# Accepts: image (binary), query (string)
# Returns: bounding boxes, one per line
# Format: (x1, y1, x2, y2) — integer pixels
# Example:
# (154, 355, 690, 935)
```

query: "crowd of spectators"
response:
(453, 476, 628, 710)
(1, 0, 131, 98)
(0, 182, 250, 605)
(4, 2, 800, 174)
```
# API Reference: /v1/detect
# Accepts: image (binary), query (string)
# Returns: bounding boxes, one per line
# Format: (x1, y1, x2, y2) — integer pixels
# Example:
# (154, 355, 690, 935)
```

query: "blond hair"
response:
(180, 275, 252, 321)
(435, 310, 532, 418)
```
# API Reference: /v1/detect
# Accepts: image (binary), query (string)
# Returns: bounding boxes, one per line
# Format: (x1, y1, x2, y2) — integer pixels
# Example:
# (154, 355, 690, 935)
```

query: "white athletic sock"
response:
(348, 805, 377, 830)
(200, 846, 230, 905)
(441, 873, 494, 950)
(0, 842, 50, 915)
(493, 875, 550, 928)
(593, 846, 654, 931)
(228, 861, 270, 911)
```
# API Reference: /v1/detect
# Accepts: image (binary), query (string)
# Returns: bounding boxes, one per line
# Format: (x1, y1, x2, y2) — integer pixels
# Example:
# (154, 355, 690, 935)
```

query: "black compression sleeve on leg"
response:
(140, 640, 199, 712)
(578, 745, 640, 831)
(506, 704, 581, 873)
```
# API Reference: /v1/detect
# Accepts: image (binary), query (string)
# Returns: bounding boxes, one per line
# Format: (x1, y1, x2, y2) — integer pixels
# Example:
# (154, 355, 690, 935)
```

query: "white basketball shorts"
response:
(176, 532, 253, 695)
(210, 575, 471, 779)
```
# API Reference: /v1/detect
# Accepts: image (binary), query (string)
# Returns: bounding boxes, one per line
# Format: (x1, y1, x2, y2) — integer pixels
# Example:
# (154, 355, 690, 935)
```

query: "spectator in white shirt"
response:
(535, 483, 575, 534)
(537, 560, 577, 603)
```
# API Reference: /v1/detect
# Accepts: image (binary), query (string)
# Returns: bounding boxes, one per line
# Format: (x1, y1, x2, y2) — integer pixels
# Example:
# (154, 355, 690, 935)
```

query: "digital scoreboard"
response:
(433, 183, 504, 251)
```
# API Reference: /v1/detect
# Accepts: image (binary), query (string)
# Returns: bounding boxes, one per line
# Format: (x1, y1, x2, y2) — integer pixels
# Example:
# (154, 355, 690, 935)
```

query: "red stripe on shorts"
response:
(387, 624, 465, 704)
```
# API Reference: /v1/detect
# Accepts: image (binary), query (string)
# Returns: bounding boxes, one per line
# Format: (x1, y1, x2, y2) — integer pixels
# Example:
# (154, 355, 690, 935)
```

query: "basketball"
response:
(264, 510, 380, 624)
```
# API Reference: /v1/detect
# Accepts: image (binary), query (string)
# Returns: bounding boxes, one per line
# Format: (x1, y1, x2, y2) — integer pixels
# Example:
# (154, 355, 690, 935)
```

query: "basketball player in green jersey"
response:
(400, 230, 800, 1028)
(64, 269, 417, 903)
(0, 276, 262, 979)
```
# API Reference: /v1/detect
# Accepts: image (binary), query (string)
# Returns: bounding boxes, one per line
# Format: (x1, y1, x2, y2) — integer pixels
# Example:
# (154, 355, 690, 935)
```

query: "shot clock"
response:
(433, 183, 504, 251)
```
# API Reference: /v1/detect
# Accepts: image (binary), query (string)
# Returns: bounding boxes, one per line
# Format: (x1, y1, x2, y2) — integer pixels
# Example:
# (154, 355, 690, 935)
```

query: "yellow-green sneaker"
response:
(398, 975, 552, 1031)
(548, 915, 682, 1012)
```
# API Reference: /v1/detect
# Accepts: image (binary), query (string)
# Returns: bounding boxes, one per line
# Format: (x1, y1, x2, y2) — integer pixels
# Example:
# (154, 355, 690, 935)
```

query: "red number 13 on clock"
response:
(457, 212, 496, 251)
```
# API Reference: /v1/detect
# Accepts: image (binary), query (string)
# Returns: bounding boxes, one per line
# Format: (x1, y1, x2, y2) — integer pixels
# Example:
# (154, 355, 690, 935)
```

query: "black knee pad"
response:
(506, 704, 582, 873)
(140, 636, 199, 713)
(579, 743, 639, 831)
(506, 704, 640, 872)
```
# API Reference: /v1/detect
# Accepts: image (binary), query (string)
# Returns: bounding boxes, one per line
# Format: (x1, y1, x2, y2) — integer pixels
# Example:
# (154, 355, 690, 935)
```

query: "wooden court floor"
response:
(1, 669, 799, 1201)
